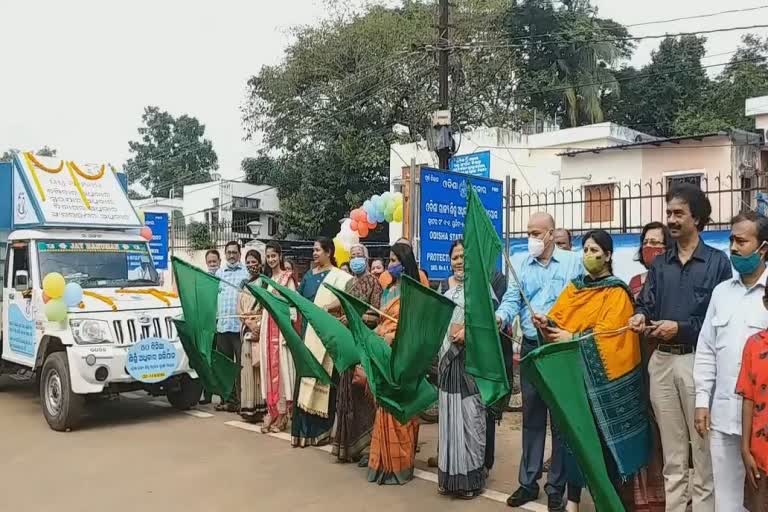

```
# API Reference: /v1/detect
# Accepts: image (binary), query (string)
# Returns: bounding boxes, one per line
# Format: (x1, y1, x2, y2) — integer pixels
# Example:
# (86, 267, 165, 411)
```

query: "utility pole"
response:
(434, 0, 453, 170)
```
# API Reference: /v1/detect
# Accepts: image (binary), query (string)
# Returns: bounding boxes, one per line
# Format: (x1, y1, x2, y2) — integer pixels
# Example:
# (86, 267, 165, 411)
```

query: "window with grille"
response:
(584, 184, 614, 223)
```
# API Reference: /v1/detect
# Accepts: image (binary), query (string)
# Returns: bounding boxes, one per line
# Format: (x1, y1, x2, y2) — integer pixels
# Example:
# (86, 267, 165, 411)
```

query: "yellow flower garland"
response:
(22, 153, 107, 211)
(23, 151, 64, 201)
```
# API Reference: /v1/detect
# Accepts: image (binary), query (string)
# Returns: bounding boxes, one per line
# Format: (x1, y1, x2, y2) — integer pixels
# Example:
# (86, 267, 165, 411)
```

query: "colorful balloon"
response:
(350, 220, 359, 232)
(140, 226, 153, 241)
(358, 224, 369, 238)
(45, 299, 68, 322)
(333, 237, 351, 266)
(393, 204, 403, 223)
(43, 272, 66, 299)
(42, 291, 51, 304)
(63, 282, 84, 307)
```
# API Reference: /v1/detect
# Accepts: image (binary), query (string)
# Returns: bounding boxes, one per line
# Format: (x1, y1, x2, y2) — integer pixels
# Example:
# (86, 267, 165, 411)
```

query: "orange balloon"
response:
(42, 291, 51, 304)
(360, 210, 369, 225)
(368, 221, 377, 230)
(350, 220, 359, 231)
(358, 224, 369, 238)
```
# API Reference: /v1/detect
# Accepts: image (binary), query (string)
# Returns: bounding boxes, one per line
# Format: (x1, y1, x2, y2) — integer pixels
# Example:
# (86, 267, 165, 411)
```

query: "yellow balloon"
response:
(43, 272, 66, 299)
(393, 204, 403, 223)
(334, 237, 351, 266)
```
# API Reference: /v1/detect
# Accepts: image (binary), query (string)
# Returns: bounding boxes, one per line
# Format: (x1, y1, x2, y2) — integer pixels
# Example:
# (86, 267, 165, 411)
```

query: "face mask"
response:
(349, 257, 367, 275)
(388, 263, 403, 280)
(731, 243, 766, 276)
(207, 266, 219, 275)
(227, 261, 240, 270)
(528, 233, 549, 258)
(642, 246, 665, 267)
(583, 254, 605, 275)
(247, 264, 260, 276)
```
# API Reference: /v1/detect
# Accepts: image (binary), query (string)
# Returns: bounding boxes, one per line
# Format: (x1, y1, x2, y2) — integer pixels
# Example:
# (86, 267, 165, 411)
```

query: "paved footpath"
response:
(0, 378, 594, 512)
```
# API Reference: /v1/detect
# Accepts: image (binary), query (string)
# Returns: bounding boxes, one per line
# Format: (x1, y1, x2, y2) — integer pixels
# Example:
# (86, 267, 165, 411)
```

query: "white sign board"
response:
(14, 153, 141, 228)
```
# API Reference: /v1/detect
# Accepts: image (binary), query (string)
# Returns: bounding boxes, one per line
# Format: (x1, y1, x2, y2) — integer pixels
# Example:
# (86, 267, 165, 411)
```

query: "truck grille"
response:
(112, 316, 176, 344)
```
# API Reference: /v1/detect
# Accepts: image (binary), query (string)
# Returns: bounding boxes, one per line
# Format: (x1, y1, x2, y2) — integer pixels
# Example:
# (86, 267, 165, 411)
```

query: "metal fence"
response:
(506, 173, 765, 240)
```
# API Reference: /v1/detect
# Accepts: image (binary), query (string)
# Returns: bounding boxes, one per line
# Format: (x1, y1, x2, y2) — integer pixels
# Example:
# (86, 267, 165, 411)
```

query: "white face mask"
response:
(528, 236, 547, 258)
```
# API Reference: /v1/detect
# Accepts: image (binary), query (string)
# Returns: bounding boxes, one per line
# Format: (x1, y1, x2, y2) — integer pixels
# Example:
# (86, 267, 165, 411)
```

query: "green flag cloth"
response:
(171, 257, 239, 400)
(326, 275, 455, 424)
(260, 275, 360, 373)
(463, 184, 510, 405)
(521, 341, 624, 512)
(245, 283, 332, 386)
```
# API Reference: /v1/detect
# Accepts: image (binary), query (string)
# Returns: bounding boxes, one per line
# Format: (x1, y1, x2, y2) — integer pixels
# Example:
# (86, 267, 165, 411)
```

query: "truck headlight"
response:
(70, 319, 112, 344)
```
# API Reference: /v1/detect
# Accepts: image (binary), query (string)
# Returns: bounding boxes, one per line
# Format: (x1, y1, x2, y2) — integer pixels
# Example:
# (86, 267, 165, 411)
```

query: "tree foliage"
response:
(125, 106, 218, 198)
(242, 0, 519, 238)
(504, 0, 633, 127)
(2, 146, 57, 161)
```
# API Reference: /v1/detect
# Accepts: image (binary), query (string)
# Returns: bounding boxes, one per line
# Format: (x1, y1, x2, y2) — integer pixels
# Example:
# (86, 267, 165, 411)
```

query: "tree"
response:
(504, 0, 634, 127)
(605, 35, 709, 136)
(673, 35, 768, 134)
(242, 0, 521, 237)
(125, 106, 218, 198)
(2, 146, 57, 161)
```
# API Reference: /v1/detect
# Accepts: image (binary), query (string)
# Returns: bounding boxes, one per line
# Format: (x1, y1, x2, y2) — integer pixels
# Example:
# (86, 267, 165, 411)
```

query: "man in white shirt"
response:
(694, 211, 768, 510)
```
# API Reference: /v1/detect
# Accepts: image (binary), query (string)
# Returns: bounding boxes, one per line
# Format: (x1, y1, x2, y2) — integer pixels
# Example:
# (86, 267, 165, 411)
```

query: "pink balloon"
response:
(368, 221, 377, 229)
(140, 226, 153, 241)
(350, 220, 359, 231)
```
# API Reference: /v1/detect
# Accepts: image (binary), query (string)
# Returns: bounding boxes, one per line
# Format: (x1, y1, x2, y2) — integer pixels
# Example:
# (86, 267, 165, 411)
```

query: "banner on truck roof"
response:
(12, 152, 142, 229)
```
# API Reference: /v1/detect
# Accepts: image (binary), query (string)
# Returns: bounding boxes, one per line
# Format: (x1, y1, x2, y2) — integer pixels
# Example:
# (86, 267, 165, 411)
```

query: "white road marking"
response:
(121, 392, 145, 400)
(183, 409, 214, 418)
(224, 419, 549, 510)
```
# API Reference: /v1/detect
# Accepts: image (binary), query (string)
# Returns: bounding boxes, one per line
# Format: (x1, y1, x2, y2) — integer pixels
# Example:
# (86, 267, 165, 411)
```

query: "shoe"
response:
(506, 487, 538, 507)
(547, 493, 565, 512)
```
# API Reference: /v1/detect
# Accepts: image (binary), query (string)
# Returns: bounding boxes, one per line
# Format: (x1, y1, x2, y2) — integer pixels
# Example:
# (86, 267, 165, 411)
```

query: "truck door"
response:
(2, 241, 38, 367)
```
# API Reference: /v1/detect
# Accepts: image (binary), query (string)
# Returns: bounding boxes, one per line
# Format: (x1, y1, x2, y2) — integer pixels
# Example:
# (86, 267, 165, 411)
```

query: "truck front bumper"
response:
(66, 342, 197, 394)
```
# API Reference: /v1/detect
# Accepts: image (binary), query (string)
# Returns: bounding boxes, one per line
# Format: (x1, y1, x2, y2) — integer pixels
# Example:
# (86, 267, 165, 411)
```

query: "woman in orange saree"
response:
(367, 243, 421, 485)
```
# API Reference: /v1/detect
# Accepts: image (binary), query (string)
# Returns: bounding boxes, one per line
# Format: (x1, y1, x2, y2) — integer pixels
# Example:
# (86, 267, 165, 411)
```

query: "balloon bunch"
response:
(332, 192, 405, 266)
(137, 211, 153, 241)
(42, 273, 83, 322)
(353, 192, 403, 238)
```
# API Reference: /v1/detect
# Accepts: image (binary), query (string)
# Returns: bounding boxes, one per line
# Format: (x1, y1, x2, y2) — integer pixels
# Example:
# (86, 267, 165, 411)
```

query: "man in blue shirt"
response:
(496, 212, 582, 512)
(215, 241, 250, 412)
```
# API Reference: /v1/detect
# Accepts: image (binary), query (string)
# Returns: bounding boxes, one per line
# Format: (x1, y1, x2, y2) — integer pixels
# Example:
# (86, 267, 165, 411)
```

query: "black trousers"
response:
(216, 331, 242, 404)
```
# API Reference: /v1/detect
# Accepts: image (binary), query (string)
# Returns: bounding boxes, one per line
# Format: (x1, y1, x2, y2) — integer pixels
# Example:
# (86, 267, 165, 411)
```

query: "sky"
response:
(1, 0, 766, 186)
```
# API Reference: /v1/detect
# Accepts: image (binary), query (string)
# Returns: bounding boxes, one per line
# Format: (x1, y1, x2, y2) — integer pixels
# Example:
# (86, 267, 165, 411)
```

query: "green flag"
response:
(171, 257, 238, 400)
(260, 274, 360, 373)
(326, 275, 455, 424)
(463, 184, 510, 405)
(521, 342, 624, 512)
(245, 282, 332, 386)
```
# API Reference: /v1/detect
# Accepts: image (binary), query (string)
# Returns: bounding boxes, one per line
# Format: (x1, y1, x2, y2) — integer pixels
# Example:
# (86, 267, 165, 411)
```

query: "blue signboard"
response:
(448, 151, 491, 178)
(126, 337, 178, 383)
(419, 167, 503, 280)
(144, 212, 169, 270)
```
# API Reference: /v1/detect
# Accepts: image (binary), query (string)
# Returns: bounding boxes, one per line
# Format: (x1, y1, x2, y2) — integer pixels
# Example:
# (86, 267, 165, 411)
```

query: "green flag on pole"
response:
(326, 275, 455, 424)
(521, 342, 625, 512)
(463, 184, 510, 405)
(245, 282, 332, 386)
(171, 257, 239, 400)
(260, 275, 360, 373)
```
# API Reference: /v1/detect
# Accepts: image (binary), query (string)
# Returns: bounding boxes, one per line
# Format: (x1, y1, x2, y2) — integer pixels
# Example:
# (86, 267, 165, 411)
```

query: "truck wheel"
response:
(167, 374, 203, 410)
(40, 352, 84, 432)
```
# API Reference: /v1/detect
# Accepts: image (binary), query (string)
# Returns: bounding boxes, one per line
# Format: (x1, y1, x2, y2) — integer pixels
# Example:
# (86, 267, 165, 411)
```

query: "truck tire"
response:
(167, 374, 202, 410)
(40, 352, 84, 432)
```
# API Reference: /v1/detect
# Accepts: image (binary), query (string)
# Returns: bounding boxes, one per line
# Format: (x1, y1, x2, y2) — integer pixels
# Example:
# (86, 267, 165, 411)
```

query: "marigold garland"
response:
(68, 160, 105, 181)
(65, 161, 92, 209)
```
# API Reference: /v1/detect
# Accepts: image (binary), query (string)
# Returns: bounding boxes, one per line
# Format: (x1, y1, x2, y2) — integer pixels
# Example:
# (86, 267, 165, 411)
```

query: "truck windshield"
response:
(37, 241, 159, 289)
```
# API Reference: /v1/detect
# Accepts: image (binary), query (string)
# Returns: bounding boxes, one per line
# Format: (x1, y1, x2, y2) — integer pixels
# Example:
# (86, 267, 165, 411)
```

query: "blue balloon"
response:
(63, 282, 83, 307)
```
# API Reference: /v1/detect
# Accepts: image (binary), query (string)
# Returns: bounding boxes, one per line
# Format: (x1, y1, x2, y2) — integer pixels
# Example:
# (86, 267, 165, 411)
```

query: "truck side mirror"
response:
(14, 270, 29, 291)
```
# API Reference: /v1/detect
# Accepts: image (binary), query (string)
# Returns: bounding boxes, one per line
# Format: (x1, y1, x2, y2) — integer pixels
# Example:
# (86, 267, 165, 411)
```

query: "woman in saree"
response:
(437, 239, 490, 499)
(292, 237, 352, 448)
(237, 249, 267, 423)
(367, 242, 421, 485)
(533, 230, 650, 512)
(259, 241, 298, 434)
(331, 243, 382, 464)
(624, 222, 670, 511)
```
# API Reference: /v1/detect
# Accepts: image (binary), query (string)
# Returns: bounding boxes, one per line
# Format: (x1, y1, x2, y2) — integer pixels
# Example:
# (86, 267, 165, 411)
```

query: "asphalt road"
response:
(0, 378, 508, 512)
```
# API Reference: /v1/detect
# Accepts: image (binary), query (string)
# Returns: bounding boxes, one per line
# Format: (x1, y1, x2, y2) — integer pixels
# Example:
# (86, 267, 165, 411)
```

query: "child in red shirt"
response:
(738, 288, 768, 511)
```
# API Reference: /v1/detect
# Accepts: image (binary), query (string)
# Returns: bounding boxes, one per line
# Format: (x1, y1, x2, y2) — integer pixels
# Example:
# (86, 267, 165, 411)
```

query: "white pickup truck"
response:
(0, 155, 201, 431)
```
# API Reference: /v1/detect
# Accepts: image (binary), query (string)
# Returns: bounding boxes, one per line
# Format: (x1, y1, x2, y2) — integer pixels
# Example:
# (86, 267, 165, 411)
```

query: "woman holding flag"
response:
(532, 229, 650, 510)
(258, 241, 298, 434)
(367, 242, 421, 485)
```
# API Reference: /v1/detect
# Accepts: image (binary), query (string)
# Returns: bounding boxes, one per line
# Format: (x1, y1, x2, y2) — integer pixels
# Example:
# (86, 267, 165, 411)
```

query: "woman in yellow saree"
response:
(367, 242, 421, 485)
(534, 230, 650, 511)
